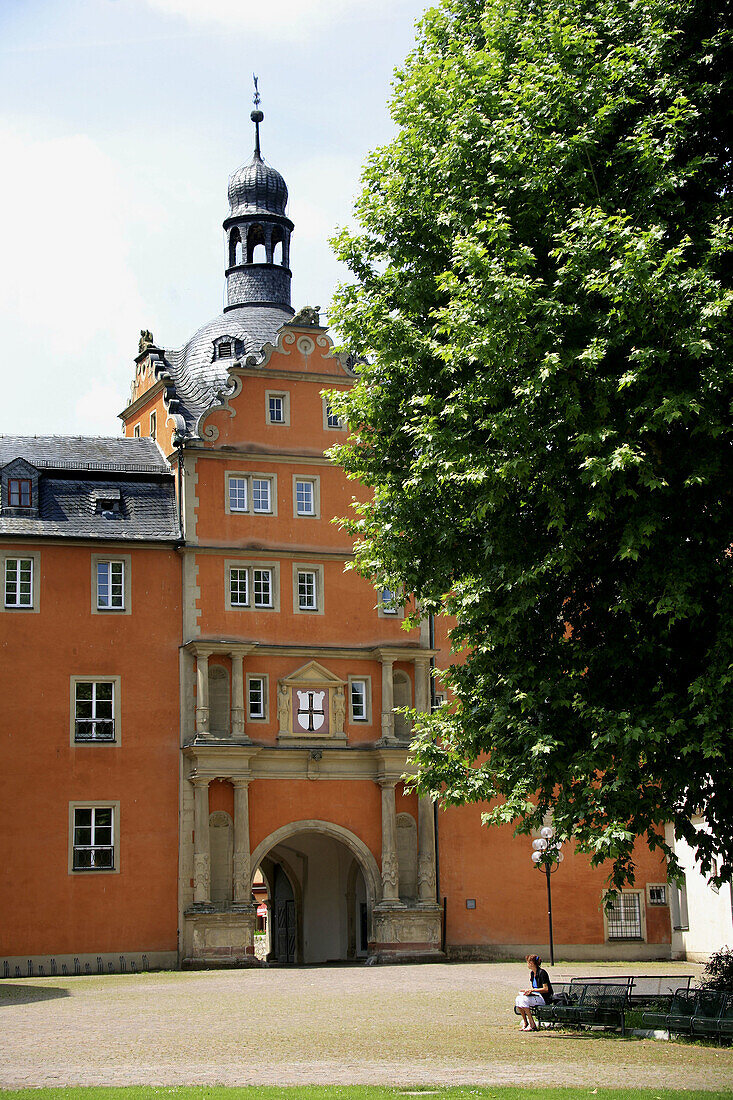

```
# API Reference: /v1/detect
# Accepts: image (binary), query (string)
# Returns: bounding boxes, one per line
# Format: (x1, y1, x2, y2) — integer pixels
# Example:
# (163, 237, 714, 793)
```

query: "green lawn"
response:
(1, 1089, 732, 1100)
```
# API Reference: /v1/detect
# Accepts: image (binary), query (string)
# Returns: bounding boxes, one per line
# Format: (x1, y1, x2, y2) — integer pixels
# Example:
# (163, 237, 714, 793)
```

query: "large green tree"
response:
(329, 0, 733, 887)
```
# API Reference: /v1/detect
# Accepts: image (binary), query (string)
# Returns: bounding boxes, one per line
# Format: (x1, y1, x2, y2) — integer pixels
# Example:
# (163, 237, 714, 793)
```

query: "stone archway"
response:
(250, 820, 382, 963)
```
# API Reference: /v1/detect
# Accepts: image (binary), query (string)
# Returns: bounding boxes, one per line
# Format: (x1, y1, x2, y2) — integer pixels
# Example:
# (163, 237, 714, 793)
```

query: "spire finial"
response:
(251, 73, 264, 159)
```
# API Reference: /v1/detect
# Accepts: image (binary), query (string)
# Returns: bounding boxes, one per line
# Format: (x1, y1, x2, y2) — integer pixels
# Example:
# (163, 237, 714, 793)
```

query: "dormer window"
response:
(218, 342, 232, 359)
(91, 488, 122, 519)
(8, 479, 32, 507)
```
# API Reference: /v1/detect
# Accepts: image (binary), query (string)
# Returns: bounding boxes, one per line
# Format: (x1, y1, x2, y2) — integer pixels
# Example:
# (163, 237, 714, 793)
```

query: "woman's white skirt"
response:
(515, 993, 545, 1009)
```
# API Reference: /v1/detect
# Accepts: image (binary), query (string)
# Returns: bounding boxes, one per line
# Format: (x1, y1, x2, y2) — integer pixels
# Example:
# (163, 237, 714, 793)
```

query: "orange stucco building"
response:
(0, 108, 672, 976)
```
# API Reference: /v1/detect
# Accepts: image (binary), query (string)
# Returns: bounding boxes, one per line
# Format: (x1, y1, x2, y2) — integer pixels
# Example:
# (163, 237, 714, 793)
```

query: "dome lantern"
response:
(223, 79, 294, 314)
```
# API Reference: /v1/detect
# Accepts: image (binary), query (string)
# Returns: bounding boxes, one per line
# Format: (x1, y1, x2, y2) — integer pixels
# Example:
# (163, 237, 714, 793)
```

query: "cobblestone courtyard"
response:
(1, 961, 732, 1090)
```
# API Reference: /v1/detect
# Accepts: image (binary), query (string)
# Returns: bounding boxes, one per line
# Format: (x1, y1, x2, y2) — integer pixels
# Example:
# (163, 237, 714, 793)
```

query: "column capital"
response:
(376, 776, 398, 790)
(231, 776, 251, 789)
(189, 774, 211, 788)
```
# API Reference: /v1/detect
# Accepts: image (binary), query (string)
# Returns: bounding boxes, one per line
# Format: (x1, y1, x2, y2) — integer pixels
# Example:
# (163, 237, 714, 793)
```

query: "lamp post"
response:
(531, 826, 564, 966)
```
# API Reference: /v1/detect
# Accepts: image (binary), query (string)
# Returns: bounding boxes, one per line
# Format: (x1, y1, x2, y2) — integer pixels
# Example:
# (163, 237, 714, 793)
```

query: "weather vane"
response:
(251, 74, 264, 157)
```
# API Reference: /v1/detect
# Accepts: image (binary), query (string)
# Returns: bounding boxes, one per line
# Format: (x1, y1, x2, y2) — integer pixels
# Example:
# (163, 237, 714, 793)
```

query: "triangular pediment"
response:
(2, 456, 39, 478)
(282, 660, 345, 688)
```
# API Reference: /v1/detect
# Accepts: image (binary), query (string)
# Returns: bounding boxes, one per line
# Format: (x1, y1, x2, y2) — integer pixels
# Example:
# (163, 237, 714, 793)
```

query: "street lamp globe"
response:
(532, 838, 548, 851)
(540, 826, 555, 840)
(531, 851, 543, 863)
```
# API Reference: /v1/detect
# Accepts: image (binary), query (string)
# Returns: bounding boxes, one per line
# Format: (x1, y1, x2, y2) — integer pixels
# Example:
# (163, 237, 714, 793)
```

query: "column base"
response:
(371, 903, 443, 961)
(183, 906, 260, 968)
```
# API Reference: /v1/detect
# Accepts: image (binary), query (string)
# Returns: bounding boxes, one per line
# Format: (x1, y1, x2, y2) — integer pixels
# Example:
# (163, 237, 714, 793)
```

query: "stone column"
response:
(232, 778, 251, 906)
(231, 653, 245, 739)
(379, 779, 400, 904)
(191, 776, 212, 906)
(417, 795, 437, 904)
(414, 655, 431, 716)
(195, 651, 210, 735)
(380, 657, 395, 741)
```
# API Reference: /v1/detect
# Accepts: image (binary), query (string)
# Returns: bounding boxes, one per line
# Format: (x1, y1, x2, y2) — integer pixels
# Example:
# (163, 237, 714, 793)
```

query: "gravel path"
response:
(1, 961, 730, 1090)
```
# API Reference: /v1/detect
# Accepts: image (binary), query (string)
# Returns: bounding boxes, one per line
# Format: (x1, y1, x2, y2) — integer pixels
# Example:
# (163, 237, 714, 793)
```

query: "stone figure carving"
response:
(332, 686, 346, 732)
(381, 849, 399, 892)
(138, 329, 155, 353)
(290, 305, 321, 327)
(277, 682, 291, 731)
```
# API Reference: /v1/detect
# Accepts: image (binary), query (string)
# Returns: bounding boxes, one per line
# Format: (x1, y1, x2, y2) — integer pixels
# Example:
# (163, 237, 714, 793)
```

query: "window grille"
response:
(74, 681, 115, 741)
(253, 569, 272, 608)
(5, 558, 33, 607)
(607, 892, 642, 939)
(230, 568, 249, 606)
(73, 807, 114, 870)
(648, 885, 667, 906)
(97, 561, 124, 609)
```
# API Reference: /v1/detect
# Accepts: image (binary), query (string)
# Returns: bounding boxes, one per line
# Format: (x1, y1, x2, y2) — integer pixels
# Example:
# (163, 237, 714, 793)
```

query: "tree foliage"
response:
(328, 0, 733, 888)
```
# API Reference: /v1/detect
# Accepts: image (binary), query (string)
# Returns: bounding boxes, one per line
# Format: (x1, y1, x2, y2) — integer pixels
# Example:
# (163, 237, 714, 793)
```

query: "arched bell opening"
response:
(247, 222, 267, 264)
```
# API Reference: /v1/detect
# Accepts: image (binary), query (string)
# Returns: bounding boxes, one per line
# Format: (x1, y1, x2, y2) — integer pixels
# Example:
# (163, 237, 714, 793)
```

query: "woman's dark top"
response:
(530, 967, 553, 1004)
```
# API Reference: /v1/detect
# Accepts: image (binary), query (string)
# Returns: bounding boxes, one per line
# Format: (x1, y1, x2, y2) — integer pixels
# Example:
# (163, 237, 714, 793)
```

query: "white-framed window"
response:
(647, 883, 668, 906)
(96, 560, 124, 610)
(228, 476, 248, 513)
(322, 396, 346, 431)
(265, 390, 290, 426)
(91, 554, 131, 615)
(5, 556, 33, 608)
(149, 411, 157, 438)
(670, 877, 690, 931)
(73, 680, 116, 742)
(225, 560, 280, 612)
(605, 891, 644, 941)
(349, 677, 370, 722)
(134, 424, 141, 437)
(225, 471, 277, 516)
(247, 675, 268, 720)
(291, 563, 324, 615)
(69, 802, 120, 874)
(252, 478, 272, 513)
(253, 568, 273, 608)
(230, 567, 249, 607)
(292, 475, 320, 518)
(298, 569, 317, 610)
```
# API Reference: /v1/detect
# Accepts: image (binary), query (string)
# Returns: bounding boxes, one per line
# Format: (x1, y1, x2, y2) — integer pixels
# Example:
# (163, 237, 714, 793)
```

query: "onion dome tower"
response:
(223, 81, 294, 313)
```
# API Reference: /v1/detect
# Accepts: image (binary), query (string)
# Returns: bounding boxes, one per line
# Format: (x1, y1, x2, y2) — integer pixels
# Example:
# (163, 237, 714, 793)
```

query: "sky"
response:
(0, 0, 428, 436)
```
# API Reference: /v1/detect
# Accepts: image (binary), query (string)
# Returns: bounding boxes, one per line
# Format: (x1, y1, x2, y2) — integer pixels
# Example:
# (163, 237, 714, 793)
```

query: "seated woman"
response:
(515, 953, 553, 1031)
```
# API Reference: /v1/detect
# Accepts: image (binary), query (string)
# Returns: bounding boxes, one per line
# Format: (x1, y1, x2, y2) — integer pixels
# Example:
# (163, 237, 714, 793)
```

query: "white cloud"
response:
(0, 123, 158, 434)
(139, 0, 414, 39)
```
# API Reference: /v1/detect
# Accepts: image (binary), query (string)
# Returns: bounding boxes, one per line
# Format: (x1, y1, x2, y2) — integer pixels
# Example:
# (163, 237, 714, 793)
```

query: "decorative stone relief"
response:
(193, 853, 210, 897)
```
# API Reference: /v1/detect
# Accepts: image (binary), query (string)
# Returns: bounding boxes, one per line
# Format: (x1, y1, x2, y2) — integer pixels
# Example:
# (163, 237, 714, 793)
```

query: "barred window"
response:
(73, 807, 115, 870)
(253, 569, 273, 608)
(96, 560, 124, 610)
(298, 570, 317, 610)
(5, 557, 33, 608)
(229, 567, 249, 607)
(607, 892, 643, 940)
(74, 681, 115, 742)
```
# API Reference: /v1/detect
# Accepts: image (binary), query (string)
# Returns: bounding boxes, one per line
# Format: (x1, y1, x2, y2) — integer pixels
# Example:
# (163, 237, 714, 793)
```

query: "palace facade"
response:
(0, 110, 675, 976)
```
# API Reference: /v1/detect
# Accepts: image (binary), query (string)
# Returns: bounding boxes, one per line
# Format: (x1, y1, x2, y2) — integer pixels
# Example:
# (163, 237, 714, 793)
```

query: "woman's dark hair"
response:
(527, 954, 542, 969)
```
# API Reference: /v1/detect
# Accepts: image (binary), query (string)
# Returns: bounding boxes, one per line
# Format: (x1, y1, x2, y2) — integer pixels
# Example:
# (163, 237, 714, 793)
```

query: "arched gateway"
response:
(251, 821, 381, 963)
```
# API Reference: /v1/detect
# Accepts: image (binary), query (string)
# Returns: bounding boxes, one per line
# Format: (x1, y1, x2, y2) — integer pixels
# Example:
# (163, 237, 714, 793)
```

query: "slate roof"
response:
(0, 436, 169, 473)
(161, 303, 293, 432)
(0, 437, 179, 542)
